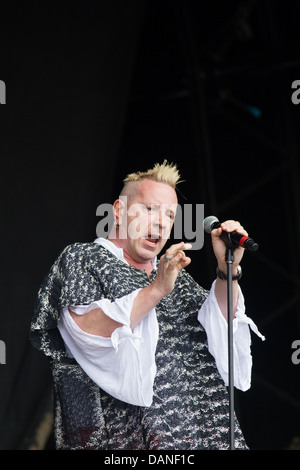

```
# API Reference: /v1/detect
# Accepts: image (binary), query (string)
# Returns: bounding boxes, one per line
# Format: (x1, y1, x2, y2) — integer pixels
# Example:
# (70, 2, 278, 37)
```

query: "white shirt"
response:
(58, 238, 265, 407)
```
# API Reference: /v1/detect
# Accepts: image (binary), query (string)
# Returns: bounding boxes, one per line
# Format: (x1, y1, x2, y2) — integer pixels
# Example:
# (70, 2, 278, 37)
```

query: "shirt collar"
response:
(93, 237, 157, 270)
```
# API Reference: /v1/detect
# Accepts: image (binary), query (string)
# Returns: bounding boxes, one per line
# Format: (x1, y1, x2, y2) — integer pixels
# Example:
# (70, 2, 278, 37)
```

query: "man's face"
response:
(119, 179, 178, 263)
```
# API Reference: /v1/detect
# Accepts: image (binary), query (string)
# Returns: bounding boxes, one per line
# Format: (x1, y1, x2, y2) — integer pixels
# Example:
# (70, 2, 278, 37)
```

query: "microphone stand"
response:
(225, 241, 235, 450)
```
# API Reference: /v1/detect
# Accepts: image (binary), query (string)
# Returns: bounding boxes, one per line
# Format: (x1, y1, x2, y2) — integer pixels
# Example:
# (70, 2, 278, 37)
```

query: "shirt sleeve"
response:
(57, 288, 159, 407)
(197, 280, 265, 391)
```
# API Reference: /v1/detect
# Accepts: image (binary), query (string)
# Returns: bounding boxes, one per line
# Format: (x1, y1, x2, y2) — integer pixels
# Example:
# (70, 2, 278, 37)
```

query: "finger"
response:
(225, 225, 248, 237)
(165, 250, 185, 265)
(166, 242, 192, 257)
(211, 226, 223, 238)
(220, 221, 248, 236)
(168, 251, 191, 270)
(176, 250, 192, 263)
(164, 249, 184, 263)
(179, 256, 191, 269)
(220, 220, 239, 231)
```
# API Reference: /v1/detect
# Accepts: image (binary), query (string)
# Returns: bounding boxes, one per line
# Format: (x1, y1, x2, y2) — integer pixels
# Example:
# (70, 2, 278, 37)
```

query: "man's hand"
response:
(211, 220, 248, 273)
(211, 220, 248, 320)
(153, 242, 192, 297)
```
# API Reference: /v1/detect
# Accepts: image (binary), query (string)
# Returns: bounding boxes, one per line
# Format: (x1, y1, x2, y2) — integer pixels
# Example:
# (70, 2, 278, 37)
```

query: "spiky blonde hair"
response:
(123, 160, 182, 189)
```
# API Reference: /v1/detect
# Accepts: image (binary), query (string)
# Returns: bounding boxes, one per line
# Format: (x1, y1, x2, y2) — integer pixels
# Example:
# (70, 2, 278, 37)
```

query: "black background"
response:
(0, 0, 299, 451)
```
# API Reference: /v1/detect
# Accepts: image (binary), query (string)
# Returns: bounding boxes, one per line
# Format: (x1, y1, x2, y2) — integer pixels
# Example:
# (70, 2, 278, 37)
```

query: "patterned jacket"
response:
(30, 242, 247, 449)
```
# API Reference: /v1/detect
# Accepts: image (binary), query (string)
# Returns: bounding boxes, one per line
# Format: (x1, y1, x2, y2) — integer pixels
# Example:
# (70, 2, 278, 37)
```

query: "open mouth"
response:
(144, 235, 161, 246)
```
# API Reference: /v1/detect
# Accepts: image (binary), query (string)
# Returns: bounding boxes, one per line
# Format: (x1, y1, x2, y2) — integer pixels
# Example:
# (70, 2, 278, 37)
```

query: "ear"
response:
(112, 198, 126, 226)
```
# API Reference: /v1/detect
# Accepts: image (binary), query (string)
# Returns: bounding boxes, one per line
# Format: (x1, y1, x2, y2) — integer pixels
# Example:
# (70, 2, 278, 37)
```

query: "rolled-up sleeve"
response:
(197, 280, 265, 391)
(57, 288, 159, 407)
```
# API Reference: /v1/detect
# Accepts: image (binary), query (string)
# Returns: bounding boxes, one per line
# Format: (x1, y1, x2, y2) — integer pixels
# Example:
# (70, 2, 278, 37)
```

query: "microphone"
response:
(203, 215, 259, 252)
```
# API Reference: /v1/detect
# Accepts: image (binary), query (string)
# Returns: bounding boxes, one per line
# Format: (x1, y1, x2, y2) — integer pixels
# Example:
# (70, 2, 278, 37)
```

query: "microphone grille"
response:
(203, 215, 219, 234)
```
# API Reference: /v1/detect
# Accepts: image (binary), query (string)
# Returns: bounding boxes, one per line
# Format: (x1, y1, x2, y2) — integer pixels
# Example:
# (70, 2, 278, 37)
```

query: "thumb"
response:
(211, 227, 222, 238)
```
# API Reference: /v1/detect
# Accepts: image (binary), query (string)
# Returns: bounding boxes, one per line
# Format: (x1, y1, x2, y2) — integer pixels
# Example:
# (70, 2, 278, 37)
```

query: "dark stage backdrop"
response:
(0, 0, 300, 451)
(0, 1, 147, 449)
(116, 1, 300, 450)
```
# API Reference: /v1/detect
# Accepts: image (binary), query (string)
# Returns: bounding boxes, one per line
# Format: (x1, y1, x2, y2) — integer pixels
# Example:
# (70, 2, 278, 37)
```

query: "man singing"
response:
(30, 160, 264, 449)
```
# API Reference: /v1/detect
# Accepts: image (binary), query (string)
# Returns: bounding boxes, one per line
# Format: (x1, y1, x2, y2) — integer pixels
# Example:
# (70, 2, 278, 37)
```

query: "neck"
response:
(107, 236, 154, 277)
(122, 251, 153, 277)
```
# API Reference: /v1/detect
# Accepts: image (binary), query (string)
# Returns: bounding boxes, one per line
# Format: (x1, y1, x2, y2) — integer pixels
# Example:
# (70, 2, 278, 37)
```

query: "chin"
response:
(138, 241, 160, 259)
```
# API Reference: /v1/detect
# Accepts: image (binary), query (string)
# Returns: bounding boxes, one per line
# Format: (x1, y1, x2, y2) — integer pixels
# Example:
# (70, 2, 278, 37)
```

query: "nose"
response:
(151, 210, 172, 236)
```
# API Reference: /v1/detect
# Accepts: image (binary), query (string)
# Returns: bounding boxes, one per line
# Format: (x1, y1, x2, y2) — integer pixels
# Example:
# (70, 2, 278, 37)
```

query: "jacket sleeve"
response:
(30, 244, 106, 361)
